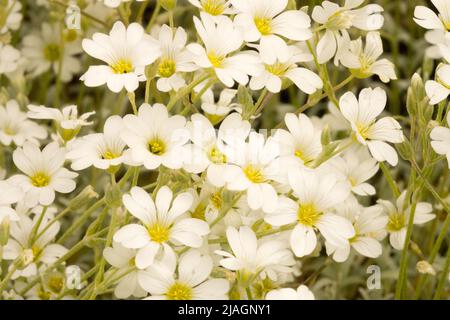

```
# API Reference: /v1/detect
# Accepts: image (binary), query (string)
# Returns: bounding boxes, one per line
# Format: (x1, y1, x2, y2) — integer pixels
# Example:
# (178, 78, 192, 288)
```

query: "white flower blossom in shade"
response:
(414, 0, 450, 32)
(113, 186, 209, 269)
(0, 43, 21, 74)
(187, 13, 263, 87)
(139, 249, 229, 300)
(425, 63, 450, 104)
(102, 0, 146, 8)
(274, 113, 323, 168)
(184, 113, 250, 187)
(438, 33, 450, 62)
(266, 284, 315, 300)
(0, 0, 22, 33)
(225, 132, 281, 213)
(3, 212, 68, 279)
(324, 146, 379, 196)
(430, 113, 450, 168)
(312, 0, 384, 64)
(10, 142, 78, 207)
(0, 100, 47, 147)
(200, 88, 241, 121)
(215, 226, 295, 281)
(325, 197, 387, 262)
(81, 21, 161, 93)
(22, 23, 82, 82)
(188, 0, 234, 16)
(121, 103, 189, 170)
(339, 87, 404, 166)
(231, 0, 312, 64)
(151, 25, 198, 92)
(27, 104, 94, 142)
(67, 116, 132, 171)
(265, 169, 353, 258)
(250, 44, 323, 94)
(377, 191, 436, 250)
(340, 32, 396, 83)
(103, 242, 147, 299)
(0, 180, 23, 228)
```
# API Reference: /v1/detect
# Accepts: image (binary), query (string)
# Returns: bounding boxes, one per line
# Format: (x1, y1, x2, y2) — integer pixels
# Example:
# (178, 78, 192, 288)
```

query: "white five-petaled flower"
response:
(10, 142, 78, 207)
(266, 284, 315, 300)
(312, 0, 384, 64)
(121, 103, 189, 170)
(151, 25, 198, 92)
(425, 63, 450, 104)
(81, 21, 161, 93)
(188, 13, 263, 87)
(0, 100, 47, 147)
(67, 116, 131, 171)
(340, 87, 404, 166)
(215, 226, 295, 281)
(0, 43, 21, 75)
(231, 0, 312, 64)
(139, 249, 229, 300)
(414, 0, 450, 32)
(199, 88, 241, 122)
(430, 113, 450, 168)
(340, 31, 396, 83)
(27, 104, 94, 142)
(265, 169, 354, 258)
(113, 186, 209, 269)
(250, 44, 323, 94)
(377, 191, 435, 250)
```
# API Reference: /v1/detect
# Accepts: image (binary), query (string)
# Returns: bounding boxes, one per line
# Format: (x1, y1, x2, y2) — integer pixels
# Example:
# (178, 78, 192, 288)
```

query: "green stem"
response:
(433, 244, 450, 300)
(380, 162, 401, 198)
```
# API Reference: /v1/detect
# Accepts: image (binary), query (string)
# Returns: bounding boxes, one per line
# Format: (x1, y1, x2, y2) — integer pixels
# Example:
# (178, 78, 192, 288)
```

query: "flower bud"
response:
(160, 0, 177, 11)
(0, 216, 10, 246)
(416, 260, 436, 276)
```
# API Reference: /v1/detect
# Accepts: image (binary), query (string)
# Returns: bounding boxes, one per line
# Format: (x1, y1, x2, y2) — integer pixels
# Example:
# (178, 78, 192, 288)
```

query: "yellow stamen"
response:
(158, 58, 177, 78)
(387, 213, 405, 232)
(297, 203, 321, 226)
(148, 138, 166, 155)
(254, 17, 272, 35)
(209, 146, 227, 164)
(208, 51, 225, 68)
(166, 282, 192, 300)
(201, 0, 225, 16)
(147, 223, 170, 243)
(111, 58, 133, 74)
(243, 165, 265, 183)
(31, 173, 50, 187)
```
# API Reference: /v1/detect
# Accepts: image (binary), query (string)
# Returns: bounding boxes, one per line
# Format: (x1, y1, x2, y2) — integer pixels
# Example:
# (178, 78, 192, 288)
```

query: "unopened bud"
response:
(416, 260, 436, 276)
(160, 0, 177, 11)
(0, 217, 10, 246)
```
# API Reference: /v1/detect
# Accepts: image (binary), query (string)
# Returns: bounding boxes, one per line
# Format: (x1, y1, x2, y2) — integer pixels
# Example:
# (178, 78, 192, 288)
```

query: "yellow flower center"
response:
(243, 165, 265, 183)
(210, 191, 222, 210)
(3, 126, 15, 135)
(47, 274, 65, 293)
(31, 173, 50, 187)
(148, 138, 166, 156)
(351, 54, 375, 79)
(265, 63, 289, 76)
(102, 150, 121, 160)
(43, 44, 61, 62)
(166, 282, 193, 300)
(158, 58, 177, 78)
(387, 213, 405, 232)
(208, 51, 225, 68)
(201, 0, 225, 16)
(208, 146, 227, 164)
(111, 58, 133, 74)
(326, 10, 353, 30)
(192, 202, 206, 220)
(297, 203, 322, 226)
(356, 122, 372, 140)
(254, 17, 272, 35)
(294, 149, 314, 165)
(147, 223, 170, 243)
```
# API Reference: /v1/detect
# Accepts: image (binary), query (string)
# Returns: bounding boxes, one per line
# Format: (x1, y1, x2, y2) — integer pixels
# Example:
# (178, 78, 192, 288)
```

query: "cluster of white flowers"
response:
(0, 0, 448, 301)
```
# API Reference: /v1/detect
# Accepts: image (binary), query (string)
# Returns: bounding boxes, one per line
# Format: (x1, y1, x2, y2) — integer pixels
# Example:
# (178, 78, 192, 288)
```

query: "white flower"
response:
(250, 44, 323, 94)
(340, 32, 396, 83)
(340, 87, 404, 166)
(430, 113, 450, 168)
(265, 169, 353, 258)
(266, 284, 314, 300)
(184, 113, 250, 187)
(215, 226, 294, 281)
(226, 132, 281, 213)
(0, 180, 22, 228)
(187, 13, 263, 87)
(102, 0, 145, 8)
(324, 146, 379, 196)
(10, 142, 78, 207)
(414, 0, 450, 32)
(274, 113, 323, 168)
(188, 0, 234, 16)
(22, 23, 82, 82)
(232, 0, 312, 64)
(67, 116, 131, 171)
(3, 212, 67, 279)
(0, 0, 22, 33)
(425, 63, 450, 104)
(27, 104, 94, 142)
(81, 21, 161, 93)
(103, 242, 147, 299)
(0, 100, 47, 147)
(0, 43, 21, 74)
(113, 186, 209, 269)
(139, 249, 229, 300)
(200, 88, 240, 120)
(151, 25, 197, 92)
(378, 191, 436, 250)
(312, 0, 384, 64)
(325, 197, 387, 262)
(121, 103, 189, 170)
